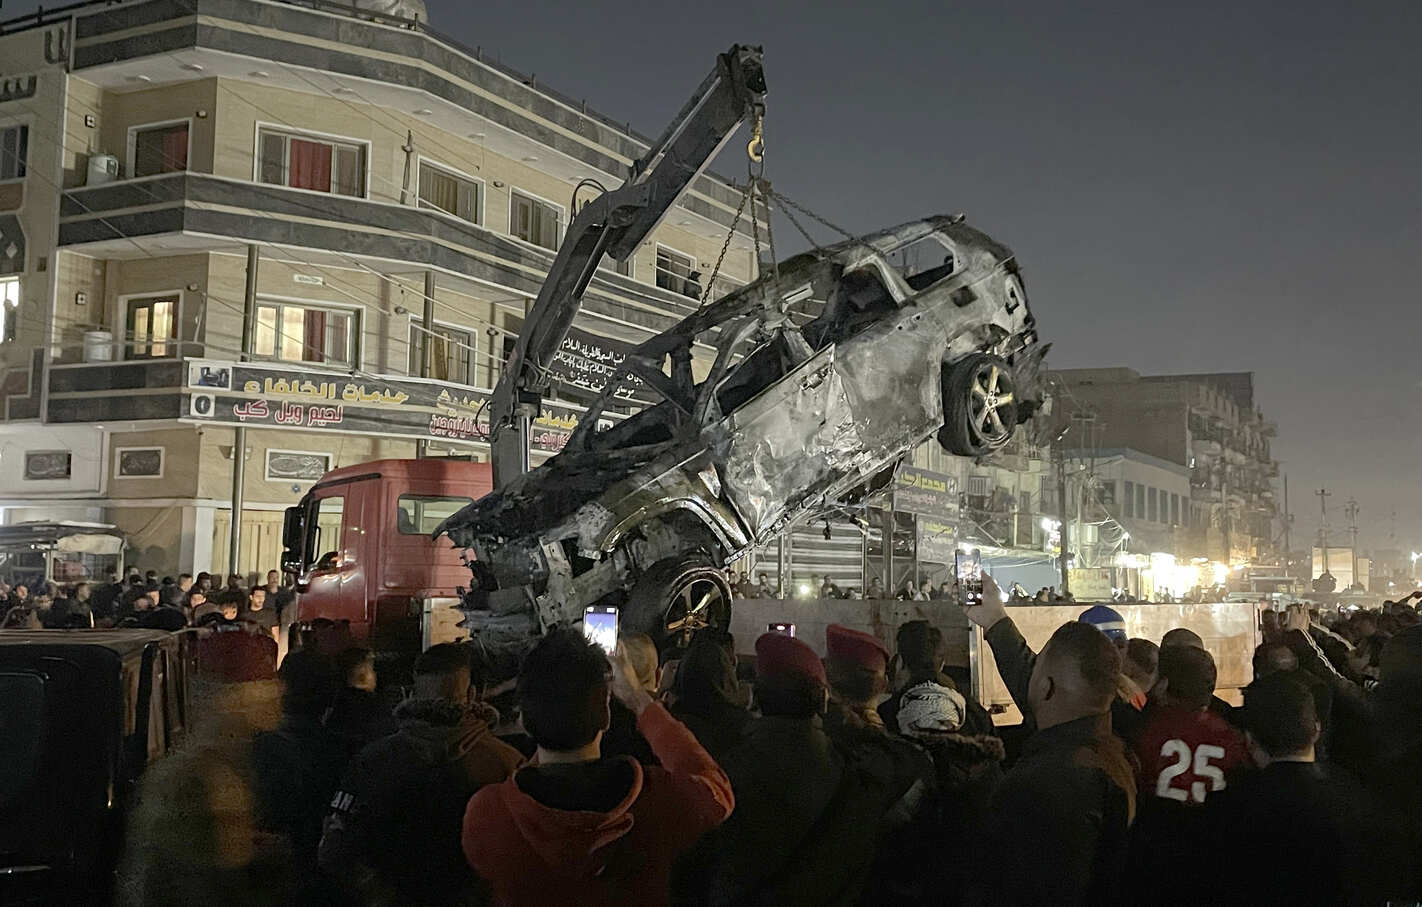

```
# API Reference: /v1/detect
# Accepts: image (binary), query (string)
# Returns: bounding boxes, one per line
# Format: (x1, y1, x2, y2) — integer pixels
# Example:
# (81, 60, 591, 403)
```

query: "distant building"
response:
(1062, 447, 1191, 562)
(1053, 368, 1280, 564)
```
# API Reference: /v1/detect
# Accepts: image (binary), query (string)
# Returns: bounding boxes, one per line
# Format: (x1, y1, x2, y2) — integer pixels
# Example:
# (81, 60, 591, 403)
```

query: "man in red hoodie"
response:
(462, 628, 734, 907)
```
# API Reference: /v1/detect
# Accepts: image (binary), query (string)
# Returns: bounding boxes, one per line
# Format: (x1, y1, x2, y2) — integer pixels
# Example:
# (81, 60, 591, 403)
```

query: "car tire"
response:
(624, 555, 733, 653)
(937, 352, 1019, 457)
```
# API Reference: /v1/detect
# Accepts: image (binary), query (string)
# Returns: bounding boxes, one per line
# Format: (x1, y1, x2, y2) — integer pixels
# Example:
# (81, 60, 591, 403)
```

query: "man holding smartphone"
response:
(463, 629, 733, 906)
(962, 574, 1136, 906)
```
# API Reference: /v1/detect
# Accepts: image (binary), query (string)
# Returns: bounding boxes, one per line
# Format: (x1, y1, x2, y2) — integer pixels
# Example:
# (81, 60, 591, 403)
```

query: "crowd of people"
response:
(230, 574, 1422, 906)
(0, 567, 294, 638)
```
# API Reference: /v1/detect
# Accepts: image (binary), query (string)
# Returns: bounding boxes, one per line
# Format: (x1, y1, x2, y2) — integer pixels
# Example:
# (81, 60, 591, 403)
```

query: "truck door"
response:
(299, 485, 372, 629)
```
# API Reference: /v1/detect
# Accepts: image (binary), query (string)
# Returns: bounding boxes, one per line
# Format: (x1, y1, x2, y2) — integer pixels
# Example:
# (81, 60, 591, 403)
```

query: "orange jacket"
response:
(463, 702, 733, 907)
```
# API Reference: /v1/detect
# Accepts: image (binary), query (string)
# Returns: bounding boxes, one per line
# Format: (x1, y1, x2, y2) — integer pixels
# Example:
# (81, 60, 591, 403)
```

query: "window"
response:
(888, 233, 956, 291)
(1171, 493, 1180, 526)
(1096, 481, 1116, 507)
(308, 494, 345, 570)
(655, 246, 699, 298)
(601, 254, 633, 278)
(967, 475, 991, 497)
(254, 301, 357, 367)
(132, 121, 189, 178)
(0, 125, 27, 181)
(510, 190, 560, 250)
(396, 494, 473, 535)
(125, 293, 178, 359)
(258, 128, 365, 197)
(409, 322, 474, 385)
(1019, 490, 1032, 514)
(418, 162, 480, 223)
(0, 276, 16, 343)
(1136, 483, 1146, 519)
(1123, 480, 1135, 518)
(1148, 487, 1158, 522)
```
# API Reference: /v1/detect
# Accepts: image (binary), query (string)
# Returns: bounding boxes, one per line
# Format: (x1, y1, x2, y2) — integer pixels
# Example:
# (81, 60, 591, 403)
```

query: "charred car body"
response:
(436, 216, 1047, 654)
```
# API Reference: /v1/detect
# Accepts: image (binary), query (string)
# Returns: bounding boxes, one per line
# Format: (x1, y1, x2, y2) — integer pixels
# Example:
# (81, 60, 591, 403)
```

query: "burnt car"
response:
(437, 215, 1047, 653)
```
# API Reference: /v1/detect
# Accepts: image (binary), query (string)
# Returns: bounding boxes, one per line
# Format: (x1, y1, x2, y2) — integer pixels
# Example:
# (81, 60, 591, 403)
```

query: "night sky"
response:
(8, 0, 1419, 553)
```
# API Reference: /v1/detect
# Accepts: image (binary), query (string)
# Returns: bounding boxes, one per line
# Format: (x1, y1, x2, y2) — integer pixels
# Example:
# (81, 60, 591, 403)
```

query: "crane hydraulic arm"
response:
(488, 45, 767, 488)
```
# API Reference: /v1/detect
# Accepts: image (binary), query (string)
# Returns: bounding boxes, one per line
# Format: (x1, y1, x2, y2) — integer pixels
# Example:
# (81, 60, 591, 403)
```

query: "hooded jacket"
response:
(319, 698, 523, 906)
(462, 702, 732, 907)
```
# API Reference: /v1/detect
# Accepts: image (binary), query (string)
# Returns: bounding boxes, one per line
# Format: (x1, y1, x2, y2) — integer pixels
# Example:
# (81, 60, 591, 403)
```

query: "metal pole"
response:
(1316, 488, 1331, 576)
(415, 270, 436, 458)
(230, 244, 259, 576)
(1056, 444, 1071, 596)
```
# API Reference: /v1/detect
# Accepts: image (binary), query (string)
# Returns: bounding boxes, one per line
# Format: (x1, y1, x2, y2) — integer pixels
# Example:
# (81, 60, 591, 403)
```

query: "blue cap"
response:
(1078, 604, 1127, 642)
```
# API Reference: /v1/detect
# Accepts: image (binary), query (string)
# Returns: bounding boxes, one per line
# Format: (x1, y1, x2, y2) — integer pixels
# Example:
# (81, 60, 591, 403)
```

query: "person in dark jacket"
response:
(323, 646, 396, 763)
(822, 623, 893, 739)
(882, 679, 1005, 905)
(602, 633, 660, 765)
(964, 575, 1136, 907)
(251, 647, 345, 875)
(668, 630, 751, 761)
(463, 630, 732, 907)
(1199, 672, 1394, 906)
(678, 632, 926, 907)
(321, 642, 522, 906)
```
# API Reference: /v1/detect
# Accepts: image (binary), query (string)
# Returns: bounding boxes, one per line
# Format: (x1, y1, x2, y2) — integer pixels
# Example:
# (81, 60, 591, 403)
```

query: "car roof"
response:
(0, 629, 174, 659)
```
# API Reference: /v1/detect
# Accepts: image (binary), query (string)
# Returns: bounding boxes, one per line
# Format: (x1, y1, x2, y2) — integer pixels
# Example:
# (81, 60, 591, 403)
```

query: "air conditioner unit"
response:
(86, 154, 120, 186)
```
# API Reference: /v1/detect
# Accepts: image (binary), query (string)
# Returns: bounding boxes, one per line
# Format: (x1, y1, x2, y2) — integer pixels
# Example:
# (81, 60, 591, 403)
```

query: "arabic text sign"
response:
(894, 466, 960, 519)
(917, 518, 959, 565)
(184, 359, 601, 452)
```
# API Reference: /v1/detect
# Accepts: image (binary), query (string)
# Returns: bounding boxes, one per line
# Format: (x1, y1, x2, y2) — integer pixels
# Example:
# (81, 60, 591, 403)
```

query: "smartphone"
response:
(767, 622, 796, 638)
(956, 547, 984, 607)
(583, 605, 619, 656)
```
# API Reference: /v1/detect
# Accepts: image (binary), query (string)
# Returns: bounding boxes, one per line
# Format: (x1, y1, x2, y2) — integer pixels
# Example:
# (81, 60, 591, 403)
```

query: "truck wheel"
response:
(624, 555, 732, 652)
(937, 352, 1018, 457)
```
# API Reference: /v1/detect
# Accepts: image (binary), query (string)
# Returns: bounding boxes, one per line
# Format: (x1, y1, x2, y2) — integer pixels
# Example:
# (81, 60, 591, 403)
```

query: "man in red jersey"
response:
(1124, 644, 1252, 905)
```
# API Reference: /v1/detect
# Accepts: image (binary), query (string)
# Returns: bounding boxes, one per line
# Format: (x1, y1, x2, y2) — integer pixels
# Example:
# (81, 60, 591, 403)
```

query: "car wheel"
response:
(624, 555, 733, 652)
(937, 353, 1019, 457)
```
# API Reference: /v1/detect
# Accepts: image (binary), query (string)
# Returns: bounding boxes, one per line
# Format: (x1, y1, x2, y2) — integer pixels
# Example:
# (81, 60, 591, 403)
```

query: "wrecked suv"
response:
(436, 216, 1047, 655)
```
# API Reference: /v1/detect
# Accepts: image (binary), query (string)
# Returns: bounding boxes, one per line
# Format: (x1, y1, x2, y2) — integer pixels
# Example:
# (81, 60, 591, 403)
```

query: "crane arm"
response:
(489, 44, 767, 487)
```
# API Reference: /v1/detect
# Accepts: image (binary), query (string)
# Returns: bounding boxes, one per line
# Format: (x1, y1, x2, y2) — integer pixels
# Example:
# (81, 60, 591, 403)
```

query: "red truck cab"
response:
(281, 458, 492, 654)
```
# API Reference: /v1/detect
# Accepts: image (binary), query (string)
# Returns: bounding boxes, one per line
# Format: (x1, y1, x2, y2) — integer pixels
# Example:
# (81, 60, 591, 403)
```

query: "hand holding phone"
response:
(956, 548, 984, 607)
(583, 605, 619, 656)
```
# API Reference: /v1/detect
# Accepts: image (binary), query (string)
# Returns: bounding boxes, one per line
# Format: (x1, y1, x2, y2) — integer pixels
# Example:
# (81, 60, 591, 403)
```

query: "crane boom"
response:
(489, 45, 767, 487)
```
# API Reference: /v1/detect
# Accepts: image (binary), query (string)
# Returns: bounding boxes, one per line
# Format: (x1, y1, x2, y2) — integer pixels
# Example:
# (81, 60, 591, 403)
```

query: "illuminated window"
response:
(510, 191, 560, 250)
(418, 162, 480, 223)
(254, 301, 357, 367)
(125, 293, 178, 359)
(409, 322, 474, 384)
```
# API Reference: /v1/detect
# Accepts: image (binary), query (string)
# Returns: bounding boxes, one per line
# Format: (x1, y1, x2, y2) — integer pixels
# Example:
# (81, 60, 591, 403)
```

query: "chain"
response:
(697, 176, 756, 309)
(770, 188, 857, 243)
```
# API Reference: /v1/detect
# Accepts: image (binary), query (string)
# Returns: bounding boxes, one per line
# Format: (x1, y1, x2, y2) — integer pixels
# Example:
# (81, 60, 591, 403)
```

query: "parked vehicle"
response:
(0, 630, 192, 905)
(438, 216, 1048, 657)
(0, 521, 125, 589)
(280, 458, 493, 658)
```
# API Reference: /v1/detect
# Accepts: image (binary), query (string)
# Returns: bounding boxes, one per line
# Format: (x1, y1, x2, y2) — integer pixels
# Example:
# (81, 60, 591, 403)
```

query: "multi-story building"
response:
(1062, 446, 1192, 562)
(0, 0, 759, 576)
(1053, 368, 1280, 565)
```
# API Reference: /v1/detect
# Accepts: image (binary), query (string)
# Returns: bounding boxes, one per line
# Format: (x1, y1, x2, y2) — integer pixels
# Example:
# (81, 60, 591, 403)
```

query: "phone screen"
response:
(767, 622, 796, 638)
(956, 548, 984, 607)
(583, 606, 619, 656)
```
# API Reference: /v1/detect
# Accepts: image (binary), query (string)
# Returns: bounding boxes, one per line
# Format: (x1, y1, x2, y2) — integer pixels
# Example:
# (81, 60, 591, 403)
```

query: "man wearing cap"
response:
(823, 623, 895, 737)
(677, 631, 927, 907)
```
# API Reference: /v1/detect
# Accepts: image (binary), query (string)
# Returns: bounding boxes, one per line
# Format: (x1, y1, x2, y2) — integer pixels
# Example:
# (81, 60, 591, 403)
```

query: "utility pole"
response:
(415, 270, 437, 458)
(230, 244, 259, 577)
(1345, 498, 1360, 589)
(1282, 474, 1292, 572)
(1055, 443, 1071, 596)
(1316, 488, 1331, 576)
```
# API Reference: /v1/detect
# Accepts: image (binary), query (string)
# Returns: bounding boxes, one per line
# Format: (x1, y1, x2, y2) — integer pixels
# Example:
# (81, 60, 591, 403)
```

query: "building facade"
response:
(1053, 368, 1280, 565)
(0, 0, 759, 577)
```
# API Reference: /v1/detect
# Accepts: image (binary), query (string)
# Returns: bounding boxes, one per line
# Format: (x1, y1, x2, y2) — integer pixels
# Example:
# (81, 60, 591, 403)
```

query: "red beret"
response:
(825, 623, 889, 673)
(755, 632, 826, 687)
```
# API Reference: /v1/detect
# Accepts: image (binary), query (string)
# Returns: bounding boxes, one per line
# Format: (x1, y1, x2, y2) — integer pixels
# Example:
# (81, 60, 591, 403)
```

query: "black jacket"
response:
(676, 713, 927, 907)
(318, 699, 523, 906)
(251, 712, 345, 869)
(324, 687, 398, 762)
(1200, 762, 1392, 906)
(973, 713, 1136, 907)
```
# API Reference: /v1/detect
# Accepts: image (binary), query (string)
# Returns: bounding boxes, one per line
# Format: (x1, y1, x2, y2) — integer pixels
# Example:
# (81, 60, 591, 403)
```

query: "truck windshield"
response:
(396, 495, 473, 535)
